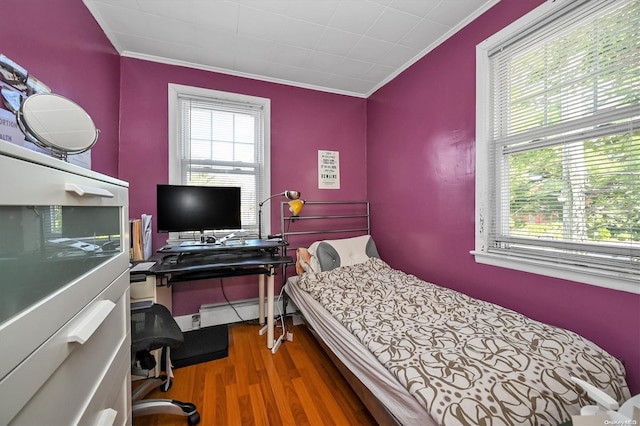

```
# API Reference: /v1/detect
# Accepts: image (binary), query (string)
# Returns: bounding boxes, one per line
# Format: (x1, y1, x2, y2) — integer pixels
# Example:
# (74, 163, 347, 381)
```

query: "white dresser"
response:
(0, 141, 131, 425)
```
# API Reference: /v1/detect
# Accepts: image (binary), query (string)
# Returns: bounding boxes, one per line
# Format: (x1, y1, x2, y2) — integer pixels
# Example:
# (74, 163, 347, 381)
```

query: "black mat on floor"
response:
(171, 325, 229, 368)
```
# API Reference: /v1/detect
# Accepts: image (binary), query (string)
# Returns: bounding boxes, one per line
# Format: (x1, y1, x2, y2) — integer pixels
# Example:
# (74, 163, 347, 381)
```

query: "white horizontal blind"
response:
(178, 94, 265, 235)
(488, 0, 640, 278)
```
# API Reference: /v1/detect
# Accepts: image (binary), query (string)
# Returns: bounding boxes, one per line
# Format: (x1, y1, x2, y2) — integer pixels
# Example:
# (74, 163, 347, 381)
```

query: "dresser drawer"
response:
(77, 336, 131, 426)
(0, 253, 130, 382)
(0, 275, 130, 425)
(0, 144, 128, 207)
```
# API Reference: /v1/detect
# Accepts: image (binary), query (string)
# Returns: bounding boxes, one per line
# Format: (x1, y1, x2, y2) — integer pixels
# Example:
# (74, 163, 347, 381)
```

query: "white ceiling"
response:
(83, 0, 498, 98)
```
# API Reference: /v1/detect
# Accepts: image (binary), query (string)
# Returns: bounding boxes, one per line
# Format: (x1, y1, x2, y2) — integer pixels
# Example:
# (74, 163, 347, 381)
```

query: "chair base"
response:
(132, 399, 200, 425)
(132, 376, 200, 425)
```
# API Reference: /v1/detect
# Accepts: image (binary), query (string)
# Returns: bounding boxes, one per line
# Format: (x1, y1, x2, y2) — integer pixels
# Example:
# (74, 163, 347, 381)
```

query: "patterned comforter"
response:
(297, 258, 630, 426)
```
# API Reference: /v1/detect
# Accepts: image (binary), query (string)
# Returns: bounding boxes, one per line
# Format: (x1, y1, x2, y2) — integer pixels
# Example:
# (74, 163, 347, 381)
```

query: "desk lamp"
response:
(288, 199, 305, 216)
(258, 190, 301, 239)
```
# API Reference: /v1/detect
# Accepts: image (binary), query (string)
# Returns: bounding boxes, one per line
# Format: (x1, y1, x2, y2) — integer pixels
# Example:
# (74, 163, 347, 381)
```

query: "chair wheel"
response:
(188, 411, 201, 425)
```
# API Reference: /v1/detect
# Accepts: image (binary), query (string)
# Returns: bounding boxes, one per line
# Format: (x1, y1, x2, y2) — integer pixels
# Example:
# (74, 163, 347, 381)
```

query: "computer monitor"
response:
(156, 184, 241, 234)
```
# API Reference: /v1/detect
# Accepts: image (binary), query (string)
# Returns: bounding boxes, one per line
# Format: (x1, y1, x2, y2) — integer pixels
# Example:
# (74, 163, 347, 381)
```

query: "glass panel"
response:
(0, 205, 122, 325)
(506, 129, 640, 246)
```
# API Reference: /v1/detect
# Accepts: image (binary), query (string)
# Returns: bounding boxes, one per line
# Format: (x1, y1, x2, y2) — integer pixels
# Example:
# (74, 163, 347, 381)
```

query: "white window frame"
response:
(474, 0, 639, 294)
(167, 83, 271, 241)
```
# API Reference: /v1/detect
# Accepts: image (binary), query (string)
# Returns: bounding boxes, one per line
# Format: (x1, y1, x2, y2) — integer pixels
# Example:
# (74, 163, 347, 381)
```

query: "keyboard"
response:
(130, 261, 156, 272)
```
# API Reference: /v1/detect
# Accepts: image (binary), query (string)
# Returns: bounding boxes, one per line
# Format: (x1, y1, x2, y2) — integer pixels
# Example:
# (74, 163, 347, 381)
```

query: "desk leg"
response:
(267, 269, 274, 349)
(257, 270, 273, 348)
(257, 267, 284, 353)
(258, 274, 265, 326)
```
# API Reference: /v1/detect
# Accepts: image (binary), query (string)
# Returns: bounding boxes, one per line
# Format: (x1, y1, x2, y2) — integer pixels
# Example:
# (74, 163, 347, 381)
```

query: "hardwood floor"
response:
(133, 322, 377, 426)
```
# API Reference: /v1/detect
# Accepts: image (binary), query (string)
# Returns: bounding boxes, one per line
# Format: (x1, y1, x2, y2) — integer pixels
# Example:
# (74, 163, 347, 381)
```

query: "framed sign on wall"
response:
(318, 150, 340, 189)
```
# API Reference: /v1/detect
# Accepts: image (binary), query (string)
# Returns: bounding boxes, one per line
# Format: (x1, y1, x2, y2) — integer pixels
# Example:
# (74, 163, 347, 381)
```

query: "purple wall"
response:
(0, 1, 121, 177)
(118, 58, 367, 315)
(366, 0, 640, 394)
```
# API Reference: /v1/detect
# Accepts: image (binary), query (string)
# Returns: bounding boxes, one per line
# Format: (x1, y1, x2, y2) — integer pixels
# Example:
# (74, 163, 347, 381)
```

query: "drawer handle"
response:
(66, 300, 116, 344)
(95, 408, 118, 425)
(65, 183, 114, 198)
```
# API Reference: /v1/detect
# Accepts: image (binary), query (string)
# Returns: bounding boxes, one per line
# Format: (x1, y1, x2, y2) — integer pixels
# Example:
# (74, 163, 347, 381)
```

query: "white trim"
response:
(474, 0, 638, 293)
(167, 83, 271, 238)
(475, 44, 491, 255)
(471, 251, 639, 295)
(140, 53, 366, 98)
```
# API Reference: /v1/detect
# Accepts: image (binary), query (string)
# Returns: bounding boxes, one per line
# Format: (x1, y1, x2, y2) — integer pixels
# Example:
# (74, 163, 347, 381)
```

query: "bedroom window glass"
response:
(168, 84, 271, 239)
(475, 0, 640, 293)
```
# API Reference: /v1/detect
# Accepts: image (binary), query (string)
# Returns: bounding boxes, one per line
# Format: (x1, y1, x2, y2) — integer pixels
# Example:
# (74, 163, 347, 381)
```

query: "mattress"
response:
(289, 257, 629, 425)
(286, 275, 434, 426)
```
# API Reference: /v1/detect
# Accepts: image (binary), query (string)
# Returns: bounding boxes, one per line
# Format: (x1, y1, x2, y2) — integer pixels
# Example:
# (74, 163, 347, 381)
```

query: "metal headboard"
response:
(277, 200, 371, 268)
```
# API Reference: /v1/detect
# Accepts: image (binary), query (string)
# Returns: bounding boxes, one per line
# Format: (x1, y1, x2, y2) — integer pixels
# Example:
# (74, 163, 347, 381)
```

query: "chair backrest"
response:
(131, 303, 184, 353)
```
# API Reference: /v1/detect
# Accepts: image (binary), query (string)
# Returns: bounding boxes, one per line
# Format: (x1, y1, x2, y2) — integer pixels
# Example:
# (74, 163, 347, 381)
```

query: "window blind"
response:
(487, 0, 640, 278)
(177, 94, 266, 235)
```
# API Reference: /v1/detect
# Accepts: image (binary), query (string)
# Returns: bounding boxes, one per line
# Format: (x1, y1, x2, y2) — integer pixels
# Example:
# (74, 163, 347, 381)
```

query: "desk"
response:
(149, 240, 292, 353)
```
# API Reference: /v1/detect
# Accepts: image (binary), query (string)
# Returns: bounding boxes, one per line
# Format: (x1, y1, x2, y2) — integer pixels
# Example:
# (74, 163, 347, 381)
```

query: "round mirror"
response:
(17, 93, 99, 154)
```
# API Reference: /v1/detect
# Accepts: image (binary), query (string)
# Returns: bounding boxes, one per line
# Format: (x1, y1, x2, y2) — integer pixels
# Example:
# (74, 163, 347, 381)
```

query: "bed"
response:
(278, 202, 630, 426)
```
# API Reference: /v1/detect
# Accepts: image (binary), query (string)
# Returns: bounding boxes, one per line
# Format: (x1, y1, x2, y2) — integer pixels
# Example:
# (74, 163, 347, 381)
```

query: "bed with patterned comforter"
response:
(296, 257, 630, 425)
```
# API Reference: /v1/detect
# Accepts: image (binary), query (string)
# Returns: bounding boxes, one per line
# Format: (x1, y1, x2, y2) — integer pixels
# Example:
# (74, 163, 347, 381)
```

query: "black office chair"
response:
(131, 303, 200, 426)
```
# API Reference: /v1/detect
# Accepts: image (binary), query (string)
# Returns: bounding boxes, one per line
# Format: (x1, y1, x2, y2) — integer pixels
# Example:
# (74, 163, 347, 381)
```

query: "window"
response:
(168, 84, 270, 239)
(475, 0, 639, 293)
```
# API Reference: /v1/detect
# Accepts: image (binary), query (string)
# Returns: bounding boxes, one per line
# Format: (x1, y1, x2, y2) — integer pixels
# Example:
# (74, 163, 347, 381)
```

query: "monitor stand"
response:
(179, 230, 212, 246)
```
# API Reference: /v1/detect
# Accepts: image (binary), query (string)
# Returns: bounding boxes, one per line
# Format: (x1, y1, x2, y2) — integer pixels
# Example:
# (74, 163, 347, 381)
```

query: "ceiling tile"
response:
(269, 44, 311, 67)
(91, 0, 131, 7)
(329, 76, 373, 94)
(348, 36, 394, 63)
(235, 35, 276, 62)
(235, 0, 290, 15)
(376, 44, 420, 68)
(366, 8, 421, 43)
(340, 58, 374, 79)
(286, 0, 340, 25)
(277, 17, 325, 49)
(328, 1, 385, 34)
(399, 18, 450, 50)
(137, 1, 240, 33)
(362, 63, 396, 81)
(264, 62, 302, 82)
(305, 50, 345, 74)
(234, 56, 272, 76)
(90, 3, 147, 34)
(427, 0, 488, 27)
(237, 5, 287, 42)
(314, 28, 362, 57)
(299, 68, 338, 87)
(198, 47, 237, 71)
(196, 27, 238, 51)
(388, 0, 439, 17)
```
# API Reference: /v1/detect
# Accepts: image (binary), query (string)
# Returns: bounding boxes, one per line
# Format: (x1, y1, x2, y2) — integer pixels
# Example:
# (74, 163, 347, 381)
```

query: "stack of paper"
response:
(130, 214, 153, 261)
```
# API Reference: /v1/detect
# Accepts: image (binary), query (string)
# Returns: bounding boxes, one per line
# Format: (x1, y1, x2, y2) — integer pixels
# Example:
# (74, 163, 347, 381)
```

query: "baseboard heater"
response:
(174, 296, 297, 333)
(200, 297, 268, 327)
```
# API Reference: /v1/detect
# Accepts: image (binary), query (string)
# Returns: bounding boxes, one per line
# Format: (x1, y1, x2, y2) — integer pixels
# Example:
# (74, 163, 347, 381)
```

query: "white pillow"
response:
(308, 235, 379, 272)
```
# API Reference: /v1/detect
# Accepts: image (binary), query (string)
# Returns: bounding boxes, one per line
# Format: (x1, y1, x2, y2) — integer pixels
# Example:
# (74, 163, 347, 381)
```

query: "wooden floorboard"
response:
(133, 322, 377, 426)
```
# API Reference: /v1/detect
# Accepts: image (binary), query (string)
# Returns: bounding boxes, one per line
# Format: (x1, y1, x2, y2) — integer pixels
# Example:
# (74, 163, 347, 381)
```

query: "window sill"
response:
(471, 251, 639, 295)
